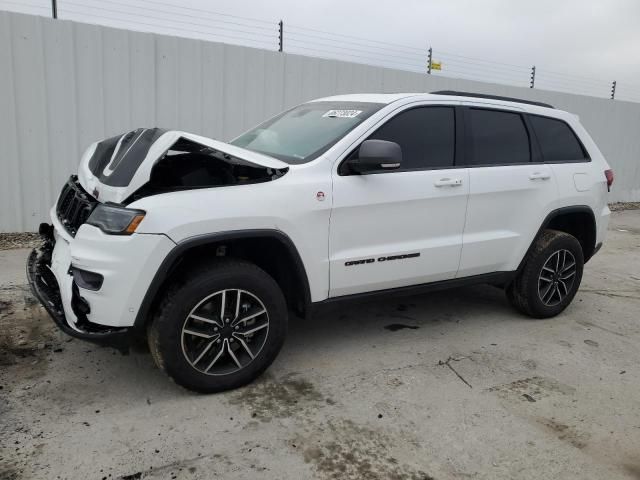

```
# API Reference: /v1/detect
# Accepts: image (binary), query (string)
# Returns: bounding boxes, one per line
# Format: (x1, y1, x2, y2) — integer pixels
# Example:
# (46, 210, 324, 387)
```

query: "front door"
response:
(328, 105, 469, 297)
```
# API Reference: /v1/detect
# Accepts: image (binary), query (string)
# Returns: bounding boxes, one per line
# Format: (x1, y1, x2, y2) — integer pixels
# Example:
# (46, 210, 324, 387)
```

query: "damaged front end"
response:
(28, 128, 288, 347)
(78, 128, 289, 205)
(26, 225, 131, 348)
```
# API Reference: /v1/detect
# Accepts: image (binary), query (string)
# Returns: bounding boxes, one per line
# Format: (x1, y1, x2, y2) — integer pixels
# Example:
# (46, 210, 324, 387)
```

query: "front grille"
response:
(56, 176, 98, 236)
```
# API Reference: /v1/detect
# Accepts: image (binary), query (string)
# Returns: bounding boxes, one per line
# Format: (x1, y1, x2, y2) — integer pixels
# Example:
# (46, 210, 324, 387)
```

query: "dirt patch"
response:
(537, 418, 589, 449)
(576, 319, 625, 337)
(488, 376, 575, 402)
(228, 373, 325, 421)
(0, 284, 60, 370)
(0, 461, 21, 480)
(298, 418, 433, 480)
(621, 461, 640, 479)
(121, 473, 143, 480)
(384, 323, 419, 331)
(115, 452, 259, 479)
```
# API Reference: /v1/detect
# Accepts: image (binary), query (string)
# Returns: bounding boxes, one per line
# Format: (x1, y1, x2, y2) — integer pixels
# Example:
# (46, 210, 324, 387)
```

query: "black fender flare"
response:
(516, 205, 597, 273)
(132, 229, 311, 331)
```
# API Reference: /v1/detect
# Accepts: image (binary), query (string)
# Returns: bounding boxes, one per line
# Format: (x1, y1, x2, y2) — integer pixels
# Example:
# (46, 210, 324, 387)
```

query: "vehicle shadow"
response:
(286, 283, 516, 349)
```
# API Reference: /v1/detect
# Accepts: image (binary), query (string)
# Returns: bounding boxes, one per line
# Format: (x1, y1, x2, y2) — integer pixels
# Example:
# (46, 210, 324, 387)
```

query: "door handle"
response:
(434, 178, 463, 187)
(529, 172, 551, 180)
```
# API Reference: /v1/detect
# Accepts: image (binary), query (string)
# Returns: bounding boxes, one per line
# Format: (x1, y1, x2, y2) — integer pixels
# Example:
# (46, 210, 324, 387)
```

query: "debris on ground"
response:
(0, 233, 42, 250)
(438, 356, 472, 388)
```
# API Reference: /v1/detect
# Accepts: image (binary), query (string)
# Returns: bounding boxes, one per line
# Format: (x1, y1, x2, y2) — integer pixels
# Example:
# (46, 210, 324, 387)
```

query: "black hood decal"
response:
(88, 128, 168, 187)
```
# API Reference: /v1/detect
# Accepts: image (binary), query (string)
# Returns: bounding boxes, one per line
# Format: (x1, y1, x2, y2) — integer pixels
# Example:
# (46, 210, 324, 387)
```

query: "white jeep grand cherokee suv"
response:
(28, 91, 613, 392)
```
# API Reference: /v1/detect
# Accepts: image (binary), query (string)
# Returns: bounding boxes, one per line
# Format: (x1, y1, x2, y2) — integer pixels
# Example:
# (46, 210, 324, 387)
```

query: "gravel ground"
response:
(0, 210, 639, 480)
(609, 202, 640, 211)
(0, 233, 42, 251)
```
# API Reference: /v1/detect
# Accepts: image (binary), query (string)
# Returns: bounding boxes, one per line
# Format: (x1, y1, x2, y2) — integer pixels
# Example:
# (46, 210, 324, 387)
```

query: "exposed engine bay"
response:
(79, 128, 289, 205)
(125, 137, 288, 202)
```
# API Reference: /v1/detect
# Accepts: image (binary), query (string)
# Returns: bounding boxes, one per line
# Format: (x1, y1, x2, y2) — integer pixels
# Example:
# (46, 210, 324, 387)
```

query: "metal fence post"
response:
(278, 20, 283, 52)
(427, 47, 432, 74)
(530, 65, 535, 88)
(51, 0, 57, 18)
(611, 81, 616, 100)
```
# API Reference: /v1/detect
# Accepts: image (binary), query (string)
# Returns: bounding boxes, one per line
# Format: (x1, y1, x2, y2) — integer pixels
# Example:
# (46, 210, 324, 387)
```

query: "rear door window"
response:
(529, 115, 587, 162)
(467, 109, 530, 165)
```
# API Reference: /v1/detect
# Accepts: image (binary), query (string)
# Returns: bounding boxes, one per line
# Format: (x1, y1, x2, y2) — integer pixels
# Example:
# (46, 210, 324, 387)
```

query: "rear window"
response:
(529, 115, 587, 162)
(468, 109, 530, 165)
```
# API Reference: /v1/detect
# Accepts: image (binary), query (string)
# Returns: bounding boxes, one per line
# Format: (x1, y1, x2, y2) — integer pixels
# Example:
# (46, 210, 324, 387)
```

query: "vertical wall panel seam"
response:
(221, 44, 227, 138)
(71, 21, 82, 158)
(151, 32, 157, 126)
(68, 20, 80, 175)
(153, 33, 159, 127)
(199, 40, 204, 134)
(39, 15, 53, 217)
(8, 15, 25, 231)
(127, 30, 133, 128)
(99, 26, 106, 138)
(280, 52, 289, 110)
(262, 50, 267, 121)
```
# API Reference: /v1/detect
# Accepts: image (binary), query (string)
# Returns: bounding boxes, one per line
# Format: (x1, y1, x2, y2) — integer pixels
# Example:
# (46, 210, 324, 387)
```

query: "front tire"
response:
(148, 258, 287, 393)
(506, 229, 584, 318)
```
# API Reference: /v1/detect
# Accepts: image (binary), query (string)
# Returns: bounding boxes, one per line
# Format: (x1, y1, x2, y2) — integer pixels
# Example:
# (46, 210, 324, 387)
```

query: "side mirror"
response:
(347, 140, 402, 174)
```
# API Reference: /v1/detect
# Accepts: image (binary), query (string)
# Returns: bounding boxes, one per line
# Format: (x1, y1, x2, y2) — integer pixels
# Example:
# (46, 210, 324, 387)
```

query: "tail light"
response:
(604, 169, 614, 192)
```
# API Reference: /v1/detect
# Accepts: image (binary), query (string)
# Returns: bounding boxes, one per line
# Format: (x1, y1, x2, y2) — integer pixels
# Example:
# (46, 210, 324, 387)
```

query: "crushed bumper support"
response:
(26, 228, 132, 349)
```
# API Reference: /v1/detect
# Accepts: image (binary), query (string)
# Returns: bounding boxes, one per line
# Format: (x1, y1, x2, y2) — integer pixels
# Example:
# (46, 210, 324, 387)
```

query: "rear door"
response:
(329, 104, 469, 297)
(457, 105, 558, 277)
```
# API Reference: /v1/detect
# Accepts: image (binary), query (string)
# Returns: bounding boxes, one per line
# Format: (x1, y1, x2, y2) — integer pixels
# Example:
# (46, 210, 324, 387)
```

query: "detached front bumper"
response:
(26, 225, 130, 346)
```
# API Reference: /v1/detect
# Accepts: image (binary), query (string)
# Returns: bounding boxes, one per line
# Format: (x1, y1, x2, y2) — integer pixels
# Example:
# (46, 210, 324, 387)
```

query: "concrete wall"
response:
(1, 10, 639, 232)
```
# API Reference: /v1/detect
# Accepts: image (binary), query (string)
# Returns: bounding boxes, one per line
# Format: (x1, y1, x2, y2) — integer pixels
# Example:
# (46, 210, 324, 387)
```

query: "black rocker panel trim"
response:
(310, 271, 515, 317)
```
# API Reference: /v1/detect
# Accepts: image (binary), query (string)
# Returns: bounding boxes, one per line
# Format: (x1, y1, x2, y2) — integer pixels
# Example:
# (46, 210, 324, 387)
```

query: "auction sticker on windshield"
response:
(322, 110, 362, 118)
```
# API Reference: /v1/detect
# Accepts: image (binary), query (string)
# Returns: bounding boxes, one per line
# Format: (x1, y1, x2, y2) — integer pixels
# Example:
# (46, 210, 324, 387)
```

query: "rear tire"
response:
(148, 258, 287, 393)
(506, 229, 584, 318)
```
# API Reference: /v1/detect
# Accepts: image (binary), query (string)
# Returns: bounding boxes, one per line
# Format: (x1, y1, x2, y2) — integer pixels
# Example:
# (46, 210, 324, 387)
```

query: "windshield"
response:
(230, 101, 383, 164)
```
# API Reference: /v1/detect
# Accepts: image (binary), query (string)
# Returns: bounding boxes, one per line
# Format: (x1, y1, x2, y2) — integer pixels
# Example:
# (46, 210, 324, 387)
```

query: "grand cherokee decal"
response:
(345, 252, 420, 267)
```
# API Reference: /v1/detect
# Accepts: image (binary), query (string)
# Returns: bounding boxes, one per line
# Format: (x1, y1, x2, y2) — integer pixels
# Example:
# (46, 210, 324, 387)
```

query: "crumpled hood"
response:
(77, 129, 289, 204)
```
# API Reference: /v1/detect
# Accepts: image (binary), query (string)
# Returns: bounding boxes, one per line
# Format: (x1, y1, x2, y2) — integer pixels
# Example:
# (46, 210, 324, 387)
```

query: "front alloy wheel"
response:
(148, 259, 288, 393)
(181, 289, 270, 375)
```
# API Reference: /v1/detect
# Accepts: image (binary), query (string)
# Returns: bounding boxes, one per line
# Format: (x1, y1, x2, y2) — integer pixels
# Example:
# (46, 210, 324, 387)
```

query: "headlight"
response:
(87, 204, 146, 235)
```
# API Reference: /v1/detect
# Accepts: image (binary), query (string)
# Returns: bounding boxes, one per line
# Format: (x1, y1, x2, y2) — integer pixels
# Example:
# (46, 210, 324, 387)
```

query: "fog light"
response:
(71, 266, 104, 291)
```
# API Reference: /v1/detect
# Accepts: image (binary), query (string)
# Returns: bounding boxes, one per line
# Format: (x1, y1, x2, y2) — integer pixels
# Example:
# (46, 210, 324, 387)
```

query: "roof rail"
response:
(430, 90, 554, 109)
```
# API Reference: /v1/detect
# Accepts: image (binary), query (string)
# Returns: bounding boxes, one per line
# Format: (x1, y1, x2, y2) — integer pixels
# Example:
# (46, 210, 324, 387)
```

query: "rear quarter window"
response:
(529, 115, 588, 162)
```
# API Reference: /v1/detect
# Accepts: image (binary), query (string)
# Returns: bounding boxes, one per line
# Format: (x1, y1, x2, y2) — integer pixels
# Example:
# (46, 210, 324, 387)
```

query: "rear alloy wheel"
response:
(148, 259, 287, 393)
(537, 249, 577, 307)
(506, 229, 584, 318)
